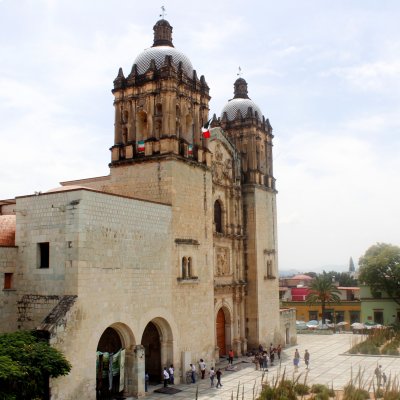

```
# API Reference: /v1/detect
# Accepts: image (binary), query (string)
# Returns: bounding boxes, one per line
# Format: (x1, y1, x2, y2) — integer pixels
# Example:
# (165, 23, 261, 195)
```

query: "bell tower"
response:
(218, 78, 280, 347)
(220, 78, 275, 190)
(110, 19, 210, 165)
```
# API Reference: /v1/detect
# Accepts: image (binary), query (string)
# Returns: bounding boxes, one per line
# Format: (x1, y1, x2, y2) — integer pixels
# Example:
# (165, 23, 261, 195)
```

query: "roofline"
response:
(16, 187, 171, 207)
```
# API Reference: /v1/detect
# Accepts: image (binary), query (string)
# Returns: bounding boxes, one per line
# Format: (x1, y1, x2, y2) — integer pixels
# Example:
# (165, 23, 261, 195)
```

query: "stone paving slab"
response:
(143, 333, 400, 399)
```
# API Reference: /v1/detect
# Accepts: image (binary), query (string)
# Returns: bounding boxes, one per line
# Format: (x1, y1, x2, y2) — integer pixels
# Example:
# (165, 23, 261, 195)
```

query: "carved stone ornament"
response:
(212, 143, 233, 184)
(216, 247, 230, 276)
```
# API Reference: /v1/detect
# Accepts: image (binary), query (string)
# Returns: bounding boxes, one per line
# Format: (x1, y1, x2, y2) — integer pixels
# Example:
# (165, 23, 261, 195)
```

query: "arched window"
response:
(187, 257, 192, 277)
(137, 111, 148, 140)
(214, 200, 223, 233)
(181, 257, 187, 279)
(183, 114, 193, 142)
(155, 103, 162, 116)
(176, 105, 181, 137)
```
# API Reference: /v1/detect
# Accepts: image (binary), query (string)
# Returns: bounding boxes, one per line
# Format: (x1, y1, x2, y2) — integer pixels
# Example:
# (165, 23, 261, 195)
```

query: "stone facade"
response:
(0, 18, 295, 399)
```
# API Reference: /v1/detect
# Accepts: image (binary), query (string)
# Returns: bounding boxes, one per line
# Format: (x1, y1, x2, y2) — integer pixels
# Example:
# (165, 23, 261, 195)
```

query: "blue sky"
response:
(1, 0, 399, 272)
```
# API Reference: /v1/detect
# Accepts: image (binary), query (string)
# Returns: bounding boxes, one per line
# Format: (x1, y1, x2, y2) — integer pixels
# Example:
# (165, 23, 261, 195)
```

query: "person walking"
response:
(190, 363, 196, 384)
(276, 344, 282, 360)
(168, 364, 174, 384)
(375, 365, 382, 387)
(216, 368, 223, 388)
(209, 366, 215, 388)
(382, 372, 387, 386)
(262, 352, 268, 371)
(228, 349, 234, 364)
(293, 349, 300, 372)
(270, 347, 275, 366)
(199, 358, 206, 379)
(304, 349, 310, 369)
(163, 367, 169, 387)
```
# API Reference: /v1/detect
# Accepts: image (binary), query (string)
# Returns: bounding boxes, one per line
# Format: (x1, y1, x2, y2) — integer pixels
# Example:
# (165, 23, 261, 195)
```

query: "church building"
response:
(0, 18, 295, 399)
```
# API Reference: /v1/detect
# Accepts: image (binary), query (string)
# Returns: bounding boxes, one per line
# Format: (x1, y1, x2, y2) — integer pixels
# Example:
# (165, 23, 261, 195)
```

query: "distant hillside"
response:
(279, 269, 301, 277)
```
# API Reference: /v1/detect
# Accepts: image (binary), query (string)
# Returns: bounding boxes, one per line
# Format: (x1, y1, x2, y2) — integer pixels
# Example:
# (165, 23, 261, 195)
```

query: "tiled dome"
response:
(133, 19, 194, 77)
(221, 77, 263, 122)
(0, 215, 16, 246)
(134, 46, 193, 76)
(221, 98, 263, 122)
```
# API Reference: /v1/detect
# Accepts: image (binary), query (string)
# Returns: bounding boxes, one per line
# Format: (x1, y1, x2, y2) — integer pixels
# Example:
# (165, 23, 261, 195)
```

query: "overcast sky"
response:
(1, 0, 399, 272)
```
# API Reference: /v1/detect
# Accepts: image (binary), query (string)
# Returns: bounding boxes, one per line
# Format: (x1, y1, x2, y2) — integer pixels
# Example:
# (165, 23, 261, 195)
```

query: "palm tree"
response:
(306, 274, 341, 324)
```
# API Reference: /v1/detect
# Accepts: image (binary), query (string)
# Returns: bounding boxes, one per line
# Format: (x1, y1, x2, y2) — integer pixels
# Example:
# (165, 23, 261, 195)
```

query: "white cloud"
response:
(322, 61, 400, 92)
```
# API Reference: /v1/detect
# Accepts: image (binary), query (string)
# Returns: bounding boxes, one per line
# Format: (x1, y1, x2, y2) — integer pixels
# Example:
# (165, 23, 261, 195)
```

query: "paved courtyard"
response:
(142, 333, 400, 399)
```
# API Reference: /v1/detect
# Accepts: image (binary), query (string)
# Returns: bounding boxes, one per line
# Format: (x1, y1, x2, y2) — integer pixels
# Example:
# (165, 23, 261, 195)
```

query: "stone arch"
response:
(96, 322, 136, 399)
(175, 105, 181, 137)
(140, 316, 174, 384)
(183, 113, 193, 143)
(154, 103, 163, 139)
(137, 110, 148, 140)
(214, 199, 224, 233)
(215, 304, 233, 357)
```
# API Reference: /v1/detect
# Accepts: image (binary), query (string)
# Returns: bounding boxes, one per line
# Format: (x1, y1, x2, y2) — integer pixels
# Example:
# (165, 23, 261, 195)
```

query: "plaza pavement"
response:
(142, 333, 400, 399)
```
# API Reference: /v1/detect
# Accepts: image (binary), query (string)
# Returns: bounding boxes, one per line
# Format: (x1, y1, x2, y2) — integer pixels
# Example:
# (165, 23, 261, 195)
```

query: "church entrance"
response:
(96, 327, 124, 399)
(141, 322, 162, 384)
(216, 308, 227, 356)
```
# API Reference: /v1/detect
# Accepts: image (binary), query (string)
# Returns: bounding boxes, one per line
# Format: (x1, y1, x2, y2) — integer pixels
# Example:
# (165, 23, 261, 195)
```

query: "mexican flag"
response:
(201, 119, 212, 139)
(137, 140, 145, 153)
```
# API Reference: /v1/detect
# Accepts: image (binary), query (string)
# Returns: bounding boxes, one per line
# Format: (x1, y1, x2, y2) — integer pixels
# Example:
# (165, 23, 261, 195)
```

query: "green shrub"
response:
(343, 384, 370, 400)
(383, 390, 400, 400)
(311, 392, 330, 400)
(311, 383, 329, 393)
(294, 382, 309, 395)
(257, 381, 297, 400)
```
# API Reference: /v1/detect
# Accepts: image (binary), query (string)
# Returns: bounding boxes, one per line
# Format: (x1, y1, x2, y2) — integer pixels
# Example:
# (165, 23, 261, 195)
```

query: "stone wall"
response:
(0, 246, 18, 331)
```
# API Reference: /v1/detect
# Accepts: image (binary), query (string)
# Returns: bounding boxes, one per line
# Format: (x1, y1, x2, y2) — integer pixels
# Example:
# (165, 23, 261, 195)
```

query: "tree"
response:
(306, 273, 341, 324)
(324, 271, 357, 287)
(0, 330, 71, 400)
(358, 243, 400, 305)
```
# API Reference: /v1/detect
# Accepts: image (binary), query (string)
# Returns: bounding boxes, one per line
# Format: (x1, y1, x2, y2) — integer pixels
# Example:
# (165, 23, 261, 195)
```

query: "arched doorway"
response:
(216, 309, 227, 356)
(141, 322, 162, 384)
(96, 327, 124, 399)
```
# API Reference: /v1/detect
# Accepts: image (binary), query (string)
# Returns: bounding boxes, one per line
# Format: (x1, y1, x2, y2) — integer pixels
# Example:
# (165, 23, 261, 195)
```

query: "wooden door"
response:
(216, 309, 226, 356)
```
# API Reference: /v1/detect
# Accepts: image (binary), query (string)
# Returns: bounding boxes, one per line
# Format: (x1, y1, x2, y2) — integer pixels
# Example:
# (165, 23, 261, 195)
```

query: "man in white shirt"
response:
(199, 358, 206, 379)
(163, 367, 169, 387)
(190, 363, 196, 383)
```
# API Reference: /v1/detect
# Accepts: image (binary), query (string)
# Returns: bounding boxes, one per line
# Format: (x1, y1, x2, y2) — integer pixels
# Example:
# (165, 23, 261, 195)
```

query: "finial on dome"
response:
(159, 5, 167, 19)
(233, 76, 249, 99)
(153, 10, 174, 48)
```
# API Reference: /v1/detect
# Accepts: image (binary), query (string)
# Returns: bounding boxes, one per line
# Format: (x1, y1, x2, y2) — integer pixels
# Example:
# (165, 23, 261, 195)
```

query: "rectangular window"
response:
(38, 242, 50, 269)
(4, 273, 13, 289)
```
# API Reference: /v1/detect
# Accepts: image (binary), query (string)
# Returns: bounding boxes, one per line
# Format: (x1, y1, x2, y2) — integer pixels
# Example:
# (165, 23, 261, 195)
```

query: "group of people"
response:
(293, 348, 310, 371)
(160, 364, 175, 388)
(190, 359, 223, 388)
(374, 365, 387, 387)
(252, 343, 282, 371)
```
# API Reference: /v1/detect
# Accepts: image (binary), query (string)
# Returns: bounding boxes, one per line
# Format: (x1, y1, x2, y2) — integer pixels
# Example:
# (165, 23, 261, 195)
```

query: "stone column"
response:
(132, 345, 145, 398)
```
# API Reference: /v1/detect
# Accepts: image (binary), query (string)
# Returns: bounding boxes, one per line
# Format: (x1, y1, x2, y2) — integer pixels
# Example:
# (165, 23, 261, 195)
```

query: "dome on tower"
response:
(221, 78, 263, 121)
(133, 19, 194, 77)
